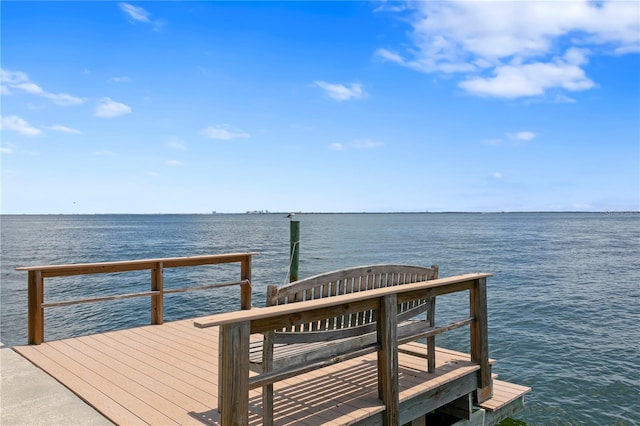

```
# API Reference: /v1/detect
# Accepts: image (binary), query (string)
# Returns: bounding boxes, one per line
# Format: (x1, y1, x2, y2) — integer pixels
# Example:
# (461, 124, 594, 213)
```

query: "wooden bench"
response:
(250, 264, 438, 424)
(194, 272, 493, 426)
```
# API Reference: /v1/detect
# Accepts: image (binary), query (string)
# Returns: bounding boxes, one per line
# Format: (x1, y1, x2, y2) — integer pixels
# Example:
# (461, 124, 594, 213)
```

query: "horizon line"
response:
(2, 210, 639, 216)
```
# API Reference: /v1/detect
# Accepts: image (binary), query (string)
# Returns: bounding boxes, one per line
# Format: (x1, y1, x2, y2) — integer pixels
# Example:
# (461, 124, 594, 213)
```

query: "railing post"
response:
(377, 294, 399, 425)
(27, 270, 44, 345)
(219, 321, 250, 426)
(470, 277, 492, 403)
(240, 255, 252, 310)
(151, 262, 164, 325)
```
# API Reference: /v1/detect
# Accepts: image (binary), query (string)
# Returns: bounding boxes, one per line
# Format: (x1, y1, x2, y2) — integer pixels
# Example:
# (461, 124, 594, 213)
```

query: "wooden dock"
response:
(14, 253, 530, 425)
(14, 319, 529, 425)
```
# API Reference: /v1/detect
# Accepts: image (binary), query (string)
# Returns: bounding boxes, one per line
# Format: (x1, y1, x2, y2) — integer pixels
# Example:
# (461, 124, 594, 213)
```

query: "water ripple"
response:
(2, 213, 639, 425)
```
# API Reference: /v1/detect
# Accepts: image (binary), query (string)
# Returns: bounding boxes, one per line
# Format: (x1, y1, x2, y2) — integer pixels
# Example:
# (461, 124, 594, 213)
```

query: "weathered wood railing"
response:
(195, 273, 492, 426)
(17, 252, 257, 345)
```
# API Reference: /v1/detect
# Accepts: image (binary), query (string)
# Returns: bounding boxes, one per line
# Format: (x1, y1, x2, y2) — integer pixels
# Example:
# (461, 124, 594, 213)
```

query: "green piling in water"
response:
(290, 220, 300, 282)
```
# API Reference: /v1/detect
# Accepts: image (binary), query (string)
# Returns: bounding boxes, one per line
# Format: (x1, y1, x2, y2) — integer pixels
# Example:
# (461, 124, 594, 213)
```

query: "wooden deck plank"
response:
(273, 358, 383, 424)
(62, 336, 213, 411)
(479, 379, 531, 412)
(88, 332, 216, 396)
(103, 328, 218, 379)
(46, 339, 201, 425)
(16, 342, 178, 425)
(125, 327, 216, 366)
(159, 324, 219, 356)
(14, 345, 148, 425)
(277, 359, 383, 425)
(14, 318, 525, 426)
(148, 320, 218, 352)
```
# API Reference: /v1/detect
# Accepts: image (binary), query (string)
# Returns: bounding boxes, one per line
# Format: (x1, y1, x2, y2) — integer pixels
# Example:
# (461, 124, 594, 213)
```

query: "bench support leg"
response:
(262, 329, 275, 426)
(377, 294, 399, 425)
(427, 297, 436, 373)
(220, 322, 250, 426)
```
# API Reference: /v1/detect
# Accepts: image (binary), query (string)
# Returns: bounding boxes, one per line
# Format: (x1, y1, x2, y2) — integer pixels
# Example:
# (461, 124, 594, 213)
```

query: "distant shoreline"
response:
(1, 211, 639, 216)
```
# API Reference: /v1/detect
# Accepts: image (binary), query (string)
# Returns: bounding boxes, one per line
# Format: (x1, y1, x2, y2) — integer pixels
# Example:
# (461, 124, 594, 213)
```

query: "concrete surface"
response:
(1, 344, 113, 426)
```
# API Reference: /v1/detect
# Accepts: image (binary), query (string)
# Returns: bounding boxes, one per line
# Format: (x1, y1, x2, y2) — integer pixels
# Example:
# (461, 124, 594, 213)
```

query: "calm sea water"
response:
(1, 213, 638, 425)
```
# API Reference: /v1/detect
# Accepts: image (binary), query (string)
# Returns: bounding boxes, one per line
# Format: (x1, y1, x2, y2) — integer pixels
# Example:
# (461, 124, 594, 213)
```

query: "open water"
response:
(1, 213, 638, 425)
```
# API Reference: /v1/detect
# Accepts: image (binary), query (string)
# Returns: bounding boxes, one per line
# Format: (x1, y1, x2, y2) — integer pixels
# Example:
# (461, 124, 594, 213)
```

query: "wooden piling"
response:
(289, 220, 300, 283)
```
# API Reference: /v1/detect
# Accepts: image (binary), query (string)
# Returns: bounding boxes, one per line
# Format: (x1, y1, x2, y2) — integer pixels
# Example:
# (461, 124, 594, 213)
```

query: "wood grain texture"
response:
(470, 277, 492, 403)
(14, 319, 520, 426)
(17, 253, 259, 277)
(27, 270, 44, 345)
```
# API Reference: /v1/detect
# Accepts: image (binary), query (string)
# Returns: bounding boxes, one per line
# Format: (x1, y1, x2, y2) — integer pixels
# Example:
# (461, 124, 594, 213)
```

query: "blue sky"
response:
(1, 1, 638, 214)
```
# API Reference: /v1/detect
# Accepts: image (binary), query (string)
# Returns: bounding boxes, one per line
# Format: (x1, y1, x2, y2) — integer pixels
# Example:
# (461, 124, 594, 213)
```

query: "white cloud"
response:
(166, 159, 183, 166)
(46, 124, 82, 134)
(1, 69, 28, 86)
(110, 76, 131, 83)
(373, 1, 408, 14)
(95, 97, 132, 118)
(551, 94, 577, 104)
(0, 68, 86, 106)
(483, 138, 503, 146)
(314, 81, 366, 101)
(13, 82, 44, 95)
(167, 137, 187, 150)
(45, 93, 86, 106)
(564, 48, 590, 66)
(508, 131, 536, 141)
(459, 60, 595, 99)
(118, 3, 165, 31)
(1, 146, 14, 154)
(329, 139, 384, 151)
(375, 48, 406, 64)
(493, 172, 504, 179)
(0, 115, 43, 136)
(377, 1, 640, 99)
(202, 126, 250, 140)
(352, 139, 384, 150)
(615, 44, 640, 55)
(119, 3, 150, 23)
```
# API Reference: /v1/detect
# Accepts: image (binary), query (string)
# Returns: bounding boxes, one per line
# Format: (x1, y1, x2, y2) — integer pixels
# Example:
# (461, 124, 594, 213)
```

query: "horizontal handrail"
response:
(42, 279, 253, 309)
(17, 253, 258, 277)
(19, 253, 257, 344)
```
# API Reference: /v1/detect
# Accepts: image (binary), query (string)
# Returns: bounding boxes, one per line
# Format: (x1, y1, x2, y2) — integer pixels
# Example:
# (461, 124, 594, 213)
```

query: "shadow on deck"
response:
(14, 255, 530, 425)
(14, 319, 528, 426)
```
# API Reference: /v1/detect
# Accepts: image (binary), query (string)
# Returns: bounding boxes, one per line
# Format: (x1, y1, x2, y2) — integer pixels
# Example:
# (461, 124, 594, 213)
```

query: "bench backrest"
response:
(265, 264, 438, 344)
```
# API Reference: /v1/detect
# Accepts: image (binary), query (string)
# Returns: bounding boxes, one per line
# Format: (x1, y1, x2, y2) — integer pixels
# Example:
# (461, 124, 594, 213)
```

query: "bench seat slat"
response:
(268, 300, 432, 345)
